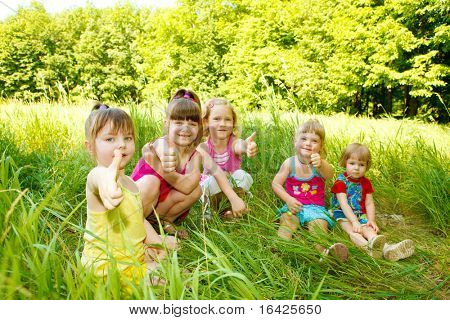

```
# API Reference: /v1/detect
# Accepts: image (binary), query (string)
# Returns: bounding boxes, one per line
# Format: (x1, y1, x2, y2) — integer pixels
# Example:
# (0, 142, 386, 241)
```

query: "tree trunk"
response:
(358, 87, 365, 114)
(364, 91, 369, 115)
(353, 88, 363, 114)
(372, 93, 378, 116)
(386, 88, 393, 114)
(408, 96, 419, 117)
(380, 86, 387, 114)
(403, 85, 410, 117)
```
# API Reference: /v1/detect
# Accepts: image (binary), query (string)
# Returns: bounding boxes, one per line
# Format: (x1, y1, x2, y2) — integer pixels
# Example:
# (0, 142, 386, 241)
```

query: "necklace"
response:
(297, 155, 311, 166)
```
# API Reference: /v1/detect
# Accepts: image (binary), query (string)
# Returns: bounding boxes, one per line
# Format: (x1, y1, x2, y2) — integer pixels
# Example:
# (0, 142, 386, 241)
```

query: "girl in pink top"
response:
(272, 119, 349, 261)
(132, 90, 246, 238)
(199, 98, 258, 219)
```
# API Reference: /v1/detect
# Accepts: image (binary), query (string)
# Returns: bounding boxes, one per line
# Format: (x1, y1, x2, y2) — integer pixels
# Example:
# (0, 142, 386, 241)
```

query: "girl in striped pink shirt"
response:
(199, 98, 258, 219)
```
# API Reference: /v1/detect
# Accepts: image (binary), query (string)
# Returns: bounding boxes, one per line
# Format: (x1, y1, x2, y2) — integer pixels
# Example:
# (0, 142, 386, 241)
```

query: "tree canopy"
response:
(0, 0, 448, 122)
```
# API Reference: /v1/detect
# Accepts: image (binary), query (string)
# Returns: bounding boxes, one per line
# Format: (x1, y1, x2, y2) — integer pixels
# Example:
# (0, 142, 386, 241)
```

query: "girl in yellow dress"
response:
(81, 103, 175, 285)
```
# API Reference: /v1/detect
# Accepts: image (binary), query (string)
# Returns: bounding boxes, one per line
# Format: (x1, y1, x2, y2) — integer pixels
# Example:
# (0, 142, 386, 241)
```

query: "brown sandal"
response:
(161, 220, 189, 239)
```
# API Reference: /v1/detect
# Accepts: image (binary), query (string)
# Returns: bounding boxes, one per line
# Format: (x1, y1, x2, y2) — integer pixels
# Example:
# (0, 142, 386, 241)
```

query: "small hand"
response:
(245, 132, 258, 158)
(287, 196, 303, 214)
(143, 143, 159, 169)
(352, 220, 362, 234)
(161, 147, 178, 173)
(230, 196, 248, 218)
(366, 220, 379, 233)
(311, 153, 322, 168)
(99, 149, 123, 210)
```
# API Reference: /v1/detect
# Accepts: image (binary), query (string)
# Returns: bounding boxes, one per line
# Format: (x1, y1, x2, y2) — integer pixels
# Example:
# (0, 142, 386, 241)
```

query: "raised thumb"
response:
(109, 149, 123, 176)
(246, 131, 256, 142)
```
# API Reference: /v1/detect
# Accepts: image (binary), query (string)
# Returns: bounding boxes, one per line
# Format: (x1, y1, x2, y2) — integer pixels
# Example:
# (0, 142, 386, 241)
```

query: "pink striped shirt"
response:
(201, 135, 242, 182)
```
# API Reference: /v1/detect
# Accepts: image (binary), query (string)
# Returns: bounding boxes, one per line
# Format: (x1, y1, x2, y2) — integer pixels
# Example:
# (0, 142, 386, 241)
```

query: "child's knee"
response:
(164, 235, 178, 250)
(232, 169, 253, 190)
(139, 176, 160, 197)
(281, 213, 300, 226)
(308, 219, 328, 233)
(201, 175, 221, 196)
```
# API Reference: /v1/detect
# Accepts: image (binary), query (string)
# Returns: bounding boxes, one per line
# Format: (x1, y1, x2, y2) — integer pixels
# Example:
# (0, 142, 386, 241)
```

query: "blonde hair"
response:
(295, 119, 326, 155)
(85, 103, 135, 155)
(202, 98, 238, 137)
(339, 143, 372, 169)
(166, 97, 203, 147)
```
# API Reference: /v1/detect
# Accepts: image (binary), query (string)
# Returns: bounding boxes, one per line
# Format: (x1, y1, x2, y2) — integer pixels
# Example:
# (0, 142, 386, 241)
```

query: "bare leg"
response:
(155, 186, 202, 223)
(143, 219, 166, 260)
(339, 221, 368, 247)
(277, 213, 300, 240)
(307, 219, 329, 252)
(361, 225, 378, 242)
(308, 219, 349, 261)
(135, 175, 160, 218)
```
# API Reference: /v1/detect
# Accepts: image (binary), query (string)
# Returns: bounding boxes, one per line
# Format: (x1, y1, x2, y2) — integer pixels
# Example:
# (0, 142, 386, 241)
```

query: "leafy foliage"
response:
(0, 0, 448, 121)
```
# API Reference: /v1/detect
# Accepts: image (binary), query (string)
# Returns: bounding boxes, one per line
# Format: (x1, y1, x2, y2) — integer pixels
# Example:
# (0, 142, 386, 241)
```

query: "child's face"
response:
(206, 105, 234, 140)
(295, 132, 322, 158)
(345, 154, 367, 179)
(168, 118, 199, 147)
(92, 122, 135, 170)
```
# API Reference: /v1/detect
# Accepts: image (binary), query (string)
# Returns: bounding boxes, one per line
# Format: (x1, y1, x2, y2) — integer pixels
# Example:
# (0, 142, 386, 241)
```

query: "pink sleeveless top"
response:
(285, 156, 325, 206)
(201, 135, 242, 180)
(131, 151, 196, 204)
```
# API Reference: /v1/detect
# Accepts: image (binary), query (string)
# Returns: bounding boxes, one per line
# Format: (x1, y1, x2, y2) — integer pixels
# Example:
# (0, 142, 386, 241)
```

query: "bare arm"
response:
(150, 138, 166, 160)
(142, 141, 198, 194)
(364, 193, 379, 232)
(271, 159, 292, 203)
(336, 193, 362, 233)
(272, 159, 302, 214)
(161, 152, 201, 195)
(336, 193, 358, 221)
(86, 150, 124, 211)
(311, 153, 334, 180)
(197, 144, 244, 204)
(316, 159, 334, 180)
(365, 193, 376, 222)
(232, 132, 257, 158)
(232, 138, 247, 157)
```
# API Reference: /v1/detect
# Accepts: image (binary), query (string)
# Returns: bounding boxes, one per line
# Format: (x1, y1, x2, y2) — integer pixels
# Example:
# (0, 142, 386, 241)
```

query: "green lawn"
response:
(0, 102, 448, 299)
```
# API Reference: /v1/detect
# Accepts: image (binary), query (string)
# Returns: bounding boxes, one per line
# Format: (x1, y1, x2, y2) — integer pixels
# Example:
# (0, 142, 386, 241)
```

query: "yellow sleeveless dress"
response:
(81, 184, 147, 280)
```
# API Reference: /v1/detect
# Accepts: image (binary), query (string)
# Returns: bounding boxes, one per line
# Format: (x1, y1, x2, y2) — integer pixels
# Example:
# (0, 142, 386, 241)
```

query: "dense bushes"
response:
(0, 0, 448, 121)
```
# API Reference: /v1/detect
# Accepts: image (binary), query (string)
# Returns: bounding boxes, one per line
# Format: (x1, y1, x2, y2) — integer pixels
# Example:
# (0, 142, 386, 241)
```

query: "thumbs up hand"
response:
(311, 153, 322, 168)
(161, 147, 178, 173)
(245, 132, 258, 158)
(98, 149, 124, 210)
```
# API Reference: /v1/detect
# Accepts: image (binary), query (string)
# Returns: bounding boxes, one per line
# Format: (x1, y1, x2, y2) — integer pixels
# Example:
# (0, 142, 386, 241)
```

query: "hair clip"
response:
(99, 104, 109, 110)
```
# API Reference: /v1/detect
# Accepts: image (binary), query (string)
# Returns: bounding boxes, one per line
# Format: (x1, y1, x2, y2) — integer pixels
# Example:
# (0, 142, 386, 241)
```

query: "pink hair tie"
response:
(183, 93, 192, 100)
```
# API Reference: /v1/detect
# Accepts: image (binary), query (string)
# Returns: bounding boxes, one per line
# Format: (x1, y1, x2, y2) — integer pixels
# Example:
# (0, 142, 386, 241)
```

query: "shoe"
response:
(161, 220, 189, 240)
(383, 239, 415, 261)
(367, 235, 387, 259)
(203, 208, 213, 221)
(325, 243, 349, 262)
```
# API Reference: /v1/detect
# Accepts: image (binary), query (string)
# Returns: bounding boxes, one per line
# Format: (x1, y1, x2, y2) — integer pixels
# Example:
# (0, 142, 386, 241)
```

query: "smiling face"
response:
(90, 121, 135, 170)
(168, 118, 200, 147)
(295, 131, 322, 159)
(206, 105, 234, 141)
(345, 154, 368, 179)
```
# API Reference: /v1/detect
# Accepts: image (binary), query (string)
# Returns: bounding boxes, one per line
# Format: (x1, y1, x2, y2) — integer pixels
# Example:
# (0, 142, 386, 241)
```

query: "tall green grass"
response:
(0, 102, 448, 299)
